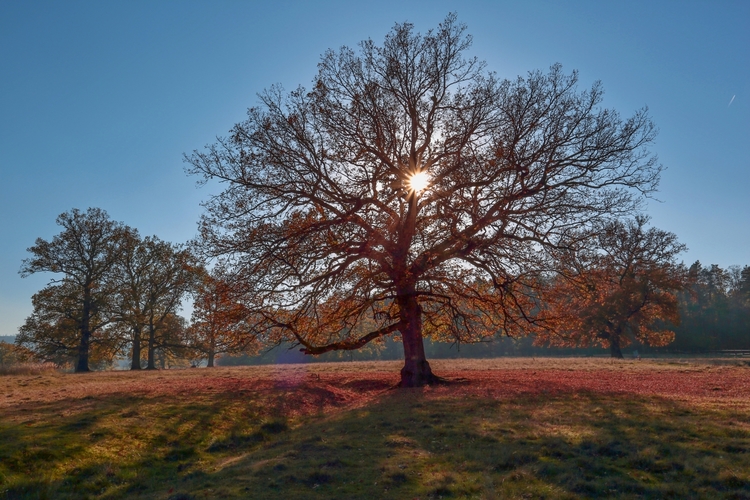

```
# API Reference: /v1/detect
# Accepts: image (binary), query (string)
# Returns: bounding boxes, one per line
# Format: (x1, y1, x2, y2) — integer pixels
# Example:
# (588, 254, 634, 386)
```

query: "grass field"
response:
(1, 358, 749, 499)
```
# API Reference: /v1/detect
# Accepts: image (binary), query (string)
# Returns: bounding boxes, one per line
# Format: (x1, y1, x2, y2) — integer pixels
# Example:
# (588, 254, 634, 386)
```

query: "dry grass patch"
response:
(0, 362, 58, 377)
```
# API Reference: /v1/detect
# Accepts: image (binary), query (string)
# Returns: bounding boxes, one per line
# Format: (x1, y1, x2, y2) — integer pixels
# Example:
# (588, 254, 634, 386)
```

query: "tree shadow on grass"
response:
(0, 375, 391, 499)
(188, 387, 750, 499)
(2, 378, 749, 499)
(0, 391, 272, 499)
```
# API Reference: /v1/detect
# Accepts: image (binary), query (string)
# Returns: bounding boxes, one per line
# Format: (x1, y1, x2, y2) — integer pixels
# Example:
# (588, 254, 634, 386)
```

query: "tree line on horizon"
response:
(12, 208, 254, 371)
(8, 206, 749, 372)
(6, 16, 749, 381)
(167, 260, 750, 365)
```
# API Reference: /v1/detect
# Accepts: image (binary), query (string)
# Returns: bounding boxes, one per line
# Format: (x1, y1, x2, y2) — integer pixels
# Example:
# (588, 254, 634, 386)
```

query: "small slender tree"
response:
(187, 15, 663, 385)
(187, 269, 252, 367)
(139, 240, 195, 370)
(19, 208, 129, 372)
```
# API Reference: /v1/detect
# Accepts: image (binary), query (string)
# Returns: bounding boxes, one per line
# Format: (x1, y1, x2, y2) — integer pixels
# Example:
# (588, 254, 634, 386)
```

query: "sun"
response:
(408, 171, 430, 194)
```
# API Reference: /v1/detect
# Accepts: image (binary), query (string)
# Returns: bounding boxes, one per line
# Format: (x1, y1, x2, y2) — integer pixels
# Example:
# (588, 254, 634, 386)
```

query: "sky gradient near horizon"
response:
(1, 0, 748, 337)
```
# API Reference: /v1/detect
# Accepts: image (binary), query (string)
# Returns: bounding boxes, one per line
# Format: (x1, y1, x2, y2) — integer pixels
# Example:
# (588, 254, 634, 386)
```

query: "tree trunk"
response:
(394, 193, 440, 387)
(207, 337, 216, 367)
(75, 292, 92, 373)
(130, 327, 142, 370)
(397, 289, 437, 387)
(146, 323, 157, 370)
(610, 332, 624, 359)
(75, 330, 91, 372)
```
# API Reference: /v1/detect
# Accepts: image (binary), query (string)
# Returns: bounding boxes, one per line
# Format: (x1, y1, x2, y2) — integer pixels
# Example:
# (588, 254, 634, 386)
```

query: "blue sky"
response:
(1, 0, 748, 337)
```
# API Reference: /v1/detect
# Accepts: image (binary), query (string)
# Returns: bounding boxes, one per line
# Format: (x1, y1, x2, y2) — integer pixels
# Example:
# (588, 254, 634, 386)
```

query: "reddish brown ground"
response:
(2, 359, 748, 420)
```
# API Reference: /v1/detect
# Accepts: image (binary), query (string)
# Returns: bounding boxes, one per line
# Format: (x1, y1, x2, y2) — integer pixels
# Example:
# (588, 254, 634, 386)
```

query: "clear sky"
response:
(1, 0, 748, 338)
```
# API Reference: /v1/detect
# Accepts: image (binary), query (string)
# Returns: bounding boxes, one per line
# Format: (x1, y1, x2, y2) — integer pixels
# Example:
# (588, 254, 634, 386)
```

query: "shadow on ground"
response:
(1, 377, 749, 499)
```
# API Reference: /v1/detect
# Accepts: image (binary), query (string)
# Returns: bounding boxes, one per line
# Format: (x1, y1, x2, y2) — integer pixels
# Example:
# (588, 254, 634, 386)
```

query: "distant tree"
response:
(672, 261, 712, 351)
(187, 269, 255, 367)
(16, 280, 118, 368)
(673, 262, 750, 352)
(187, 15, 662, 385)
(540, 216, 686, 357)
(137, 240, 195, 370)
(152, 313, 191, 369)
(739, 266, 750, 301)
(728, 265, 750, 349)
(109, 232, 195, 369)
(726, 265, 750, 307)
(19, 208, 129, 372)
(0, 341, 32, 368)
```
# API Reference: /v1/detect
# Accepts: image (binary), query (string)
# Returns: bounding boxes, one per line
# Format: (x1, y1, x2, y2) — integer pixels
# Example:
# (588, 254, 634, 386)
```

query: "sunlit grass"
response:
(1, 359, 748, 498)
(0, 362, 58, 376)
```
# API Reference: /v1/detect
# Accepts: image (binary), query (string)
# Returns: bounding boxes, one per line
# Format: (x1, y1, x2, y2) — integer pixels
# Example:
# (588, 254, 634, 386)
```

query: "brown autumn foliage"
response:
(19, 208, 130, 372)
(538, 216, 687, 357)
(0, 342, 33, 367)
(187, 269, 259, 367)
(109, 232, 195, 370)
(16, 279, 118, 369)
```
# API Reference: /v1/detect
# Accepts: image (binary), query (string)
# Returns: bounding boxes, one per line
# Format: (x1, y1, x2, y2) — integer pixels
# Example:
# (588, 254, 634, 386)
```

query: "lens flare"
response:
(408, 171, 430, 193)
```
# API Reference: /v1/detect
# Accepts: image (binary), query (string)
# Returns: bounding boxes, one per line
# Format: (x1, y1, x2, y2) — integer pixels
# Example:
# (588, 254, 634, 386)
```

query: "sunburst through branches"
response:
(407, 171, 430, 194)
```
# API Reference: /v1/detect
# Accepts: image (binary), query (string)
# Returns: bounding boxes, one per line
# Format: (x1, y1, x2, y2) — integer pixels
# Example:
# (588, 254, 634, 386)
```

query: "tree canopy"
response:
(18, 208, 198, 371)
(109, 232, 196, 369)
(17, 280, 117, 368)
(187, 14, 664, 386)
(538, 216, 686, 357)
(187, 268, 255, 367)
(669, 261, 750, 352)
(19, 208, 130, 372)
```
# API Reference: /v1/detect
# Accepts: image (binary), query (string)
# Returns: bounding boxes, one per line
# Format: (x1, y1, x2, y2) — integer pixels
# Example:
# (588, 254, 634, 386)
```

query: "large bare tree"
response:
(187, 15, 662, 386)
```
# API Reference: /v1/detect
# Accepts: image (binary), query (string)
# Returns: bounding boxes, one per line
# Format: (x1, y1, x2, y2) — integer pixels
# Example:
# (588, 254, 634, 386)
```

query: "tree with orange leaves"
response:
(187, 15, 664, 385)
(187, 269, 256, 367)
(539, 216, 686, 358)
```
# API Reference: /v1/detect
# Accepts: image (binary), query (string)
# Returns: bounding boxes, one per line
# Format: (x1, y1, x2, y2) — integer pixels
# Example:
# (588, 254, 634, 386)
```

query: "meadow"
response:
(1, 358, 749, 499)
